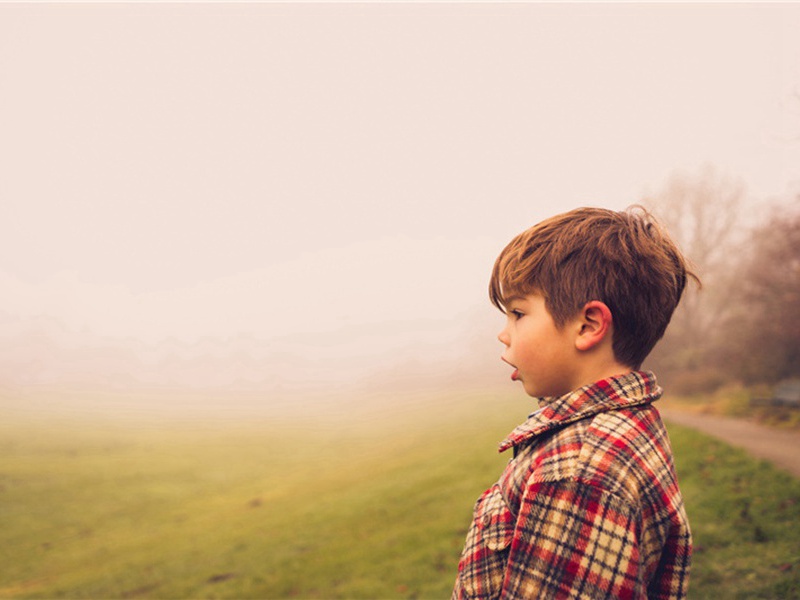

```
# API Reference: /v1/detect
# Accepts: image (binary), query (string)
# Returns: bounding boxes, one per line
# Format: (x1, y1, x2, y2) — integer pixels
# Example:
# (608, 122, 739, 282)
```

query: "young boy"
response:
(452, 207, 693, 600)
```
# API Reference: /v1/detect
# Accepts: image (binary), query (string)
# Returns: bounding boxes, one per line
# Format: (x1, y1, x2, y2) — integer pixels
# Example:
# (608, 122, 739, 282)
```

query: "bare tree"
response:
(724, 197, 800, 383)
(641, 165, 746, 391)
(647, 164, 743, 277)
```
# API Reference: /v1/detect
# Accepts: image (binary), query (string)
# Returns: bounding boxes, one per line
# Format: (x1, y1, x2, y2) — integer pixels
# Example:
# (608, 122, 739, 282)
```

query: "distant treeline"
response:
(644, 166, 800, 393)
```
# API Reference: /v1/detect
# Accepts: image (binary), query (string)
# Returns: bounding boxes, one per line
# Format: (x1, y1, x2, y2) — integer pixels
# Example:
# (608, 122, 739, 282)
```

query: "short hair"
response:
(489, 206, 697, 368)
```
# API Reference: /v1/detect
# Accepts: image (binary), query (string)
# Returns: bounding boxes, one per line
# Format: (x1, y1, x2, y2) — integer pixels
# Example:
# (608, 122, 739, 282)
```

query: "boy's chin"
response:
(521, 382, 543, 398)
(522, 381, 567, 398)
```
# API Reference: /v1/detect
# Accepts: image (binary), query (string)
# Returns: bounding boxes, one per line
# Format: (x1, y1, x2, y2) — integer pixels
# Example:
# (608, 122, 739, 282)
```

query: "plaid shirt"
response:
(452, 371, 691, 600)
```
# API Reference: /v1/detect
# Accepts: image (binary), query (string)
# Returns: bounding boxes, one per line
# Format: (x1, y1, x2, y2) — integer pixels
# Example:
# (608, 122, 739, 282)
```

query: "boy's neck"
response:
(571, 356, 633, 393)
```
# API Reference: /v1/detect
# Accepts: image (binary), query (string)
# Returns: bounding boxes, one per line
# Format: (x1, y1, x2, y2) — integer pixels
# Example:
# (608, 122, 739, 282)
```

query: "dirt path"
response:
(659, 408, 800, 478)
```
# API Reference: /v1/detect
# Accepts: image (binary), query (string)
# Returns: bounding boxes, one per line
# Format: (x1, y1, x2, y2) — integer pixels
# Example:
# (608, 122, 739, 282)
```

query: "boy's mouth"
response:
(501, 357, 520, 381)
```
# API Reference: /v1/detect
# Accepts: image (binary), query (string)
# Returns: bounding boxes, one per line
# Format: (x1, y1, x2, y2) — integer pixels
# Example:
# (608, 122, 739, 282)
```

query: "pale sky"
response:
(1, 3, 799, 391)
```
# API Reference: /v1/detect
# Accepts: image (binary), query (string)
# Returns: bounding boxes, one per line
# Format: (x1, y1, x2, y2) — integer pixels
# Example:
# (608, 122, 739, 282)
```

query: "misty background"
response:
(2, 3, 800, 419)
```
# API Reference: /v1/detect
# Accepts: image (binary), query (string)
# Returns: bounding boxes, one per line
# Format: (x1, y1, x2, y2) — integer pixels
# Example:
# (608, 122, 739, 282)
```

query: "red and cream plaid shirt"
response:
(452, 371, 691, 600)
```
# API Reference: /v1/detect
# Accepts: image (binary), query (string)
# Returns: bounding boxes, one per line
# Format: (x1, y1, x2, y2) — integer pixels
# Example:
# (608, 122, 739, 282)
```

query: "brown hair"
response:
(489, 206, 697, 368)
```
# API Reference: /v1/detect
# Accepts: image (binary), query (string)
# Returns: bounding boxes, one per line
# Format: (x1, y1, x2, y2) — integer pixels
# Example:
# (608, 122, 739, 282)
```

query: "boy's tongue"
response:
(511, 369, 520, 381)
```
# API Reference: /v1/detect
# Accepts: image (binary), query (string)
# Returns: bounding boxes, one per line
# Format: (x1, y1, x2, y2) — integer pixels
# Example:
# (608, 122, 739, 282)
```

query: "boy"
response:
(452, 207, 693, 600)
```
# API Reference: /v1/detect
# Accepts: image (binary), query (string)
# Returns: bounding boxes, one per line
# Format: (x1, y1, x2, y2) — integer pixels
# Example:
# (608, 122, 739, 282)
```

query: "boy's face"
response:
(497, 292, 581, 398)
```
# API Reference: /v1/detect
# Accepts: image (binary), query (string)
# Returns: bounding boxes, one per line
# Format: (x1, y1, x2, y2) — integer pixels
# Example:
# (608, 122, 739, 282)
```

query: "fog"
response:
(2, 3, 800, 416)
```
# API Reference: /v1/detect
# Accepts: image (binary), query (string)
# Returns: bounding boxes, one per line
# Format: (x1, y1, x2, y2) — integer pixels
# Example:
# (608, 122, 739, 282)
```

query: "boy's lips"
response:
(501, 357, 520, 381)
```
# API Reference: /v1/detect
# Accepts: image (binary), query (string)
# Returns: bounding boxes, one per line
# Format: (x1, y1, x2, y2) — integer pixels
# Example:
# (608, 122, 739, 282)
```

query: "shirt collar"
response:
(498, 370, 662, 454)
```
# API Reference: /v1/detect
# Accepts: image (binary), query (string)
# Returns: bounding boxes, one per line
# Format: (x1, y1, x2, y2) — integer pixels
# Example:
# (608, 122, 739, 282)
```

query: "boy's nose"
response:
(497, 329, 510, 346)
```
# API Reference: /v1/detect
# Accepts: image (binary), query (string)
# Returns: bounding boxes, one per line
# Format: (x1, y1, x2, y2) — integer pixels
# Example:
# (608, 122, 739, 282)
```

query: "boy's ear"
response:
(574, 301, 613, 352)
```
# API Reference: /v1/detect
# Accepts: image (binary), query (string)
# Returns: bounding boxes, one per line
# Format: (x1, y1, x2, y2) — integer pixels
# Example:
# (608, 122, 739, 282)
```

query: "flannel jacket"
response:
(452, 371, 691, 600)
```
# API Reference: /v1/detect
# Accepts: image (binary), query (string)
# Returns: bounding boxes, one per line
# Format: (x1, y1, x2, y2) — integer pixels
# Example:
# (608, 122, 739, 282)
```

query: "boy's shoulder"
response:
(500, 372, 678, 506)
(511, 404, 671, 480)
(575, 405, 677, 500)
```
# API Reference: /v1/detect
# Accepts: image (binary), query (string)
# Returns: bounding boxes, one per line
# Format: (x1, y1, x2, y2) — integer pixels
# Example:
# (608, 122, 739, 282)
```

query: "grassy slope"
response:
(1, 392, 798, 599)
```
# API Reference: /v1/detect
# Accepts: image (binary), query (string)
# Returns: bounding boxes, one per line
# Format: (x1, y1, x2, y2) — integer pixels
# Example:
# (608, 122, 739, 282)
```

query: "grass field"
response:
(2, 390, 799, 599)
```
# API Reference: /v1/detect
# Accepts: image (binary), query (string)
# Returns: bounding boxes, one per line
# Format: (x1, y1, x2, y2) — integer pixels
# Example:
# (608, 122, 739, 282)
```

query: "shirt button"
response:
(483, 514, 492, 527)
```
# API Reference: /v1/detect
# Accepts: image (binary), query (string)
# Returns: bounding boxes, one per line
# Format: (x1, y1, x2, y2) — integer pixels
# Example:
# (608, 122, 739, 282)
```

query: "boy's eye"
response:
(511, 309, 524, 320)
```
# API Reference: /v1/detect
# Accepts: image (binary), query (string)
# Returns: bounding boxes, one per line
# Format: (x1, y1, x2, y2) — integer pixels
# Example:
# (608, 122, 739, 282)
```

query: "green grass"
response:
(1, 392, 798, 599)
(666, 423, 800, 599)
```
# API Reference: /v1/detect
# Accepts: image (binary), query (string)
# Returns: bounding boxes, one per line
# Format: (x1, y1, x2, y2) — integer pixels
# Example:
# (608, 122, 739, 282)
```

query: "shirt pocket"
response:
(457, 485, 515, 599)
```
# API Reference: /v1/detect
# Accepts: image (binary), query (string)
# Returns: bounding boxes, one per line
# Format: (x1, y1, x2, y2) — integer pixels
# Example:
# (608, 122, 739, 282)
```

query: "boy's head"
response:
(490, 206, 694, 371)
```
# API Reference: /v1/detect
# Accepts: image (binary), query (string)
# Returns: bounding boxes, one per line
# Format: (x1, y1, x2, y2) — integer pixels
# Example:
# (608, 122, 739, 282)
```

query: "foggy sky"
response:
(2, 3, 800, 396)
